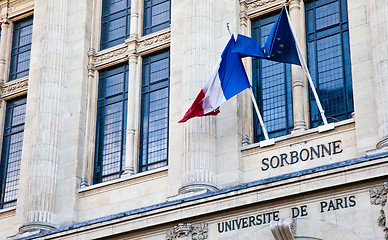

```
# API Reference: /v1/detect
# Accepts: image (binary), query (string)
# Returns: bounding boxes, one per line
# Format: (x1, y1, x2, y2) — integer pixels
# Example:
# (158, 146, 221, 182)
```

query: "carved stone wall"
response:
(370, 183, 388, 239)
(166, 223, 208, 240)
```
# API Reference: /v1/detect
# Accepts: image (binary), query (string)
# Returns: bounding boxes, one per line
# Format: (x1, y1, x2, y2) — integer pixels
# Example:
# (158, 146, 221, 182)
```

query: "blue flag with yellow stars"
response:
(263, 6, 301, 65)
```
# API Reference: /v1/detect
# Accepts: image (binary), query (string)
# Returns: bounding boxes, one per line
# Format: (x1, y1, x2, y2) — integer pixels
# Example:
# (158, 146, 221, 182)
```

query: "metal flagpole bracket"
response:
(260, 138, 275, 147)
(318, 122, 335, 133)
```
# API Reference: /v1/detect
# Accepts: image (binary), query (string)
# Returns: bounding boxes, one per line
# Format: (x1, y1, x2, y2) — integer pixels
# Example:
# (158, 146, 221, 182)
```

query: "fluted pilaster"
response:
(369, 0, 388, 149)
(19, 0, 67, 233)
(179, 0, 217, 194)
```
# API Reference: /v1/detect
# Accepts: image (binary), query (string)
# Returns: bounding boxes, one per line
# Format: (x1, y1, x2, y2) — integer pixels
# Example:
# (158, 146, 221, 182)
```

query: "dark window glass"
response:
(143, 0, 170, 35)
(100, 0, 131, 50)
(306, 0, 353, 127)
(9, 17, 33, 81)
(94, 64, 128, 184)
(140, 50, 169, 172)
(251, 13, 293, 143)
(0, 97, 26, 209)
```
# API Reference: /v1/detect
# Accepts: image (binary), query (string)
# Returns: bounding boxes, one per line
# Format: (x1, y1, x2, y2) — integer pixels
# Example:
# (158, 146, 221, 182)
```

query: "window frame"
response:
(93, 64, 129, 184)
(139, 50, 170, 172)
(0, 97, 27, 209)
(305, 0, 353, 127)
(251, 12, 294, 143)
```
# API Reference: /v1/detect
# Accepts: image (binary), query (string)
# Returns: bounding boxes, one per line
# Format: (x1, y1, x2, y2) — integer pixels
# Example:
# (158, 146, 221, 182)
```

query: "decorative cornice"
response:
(242, 0, 287, 18)
(94, 44, 129, 69)
(1, 77, 28, 100)
(138, 29, 170, 55)
(5, 0, 34, 20)
(166, 223, 208, 240)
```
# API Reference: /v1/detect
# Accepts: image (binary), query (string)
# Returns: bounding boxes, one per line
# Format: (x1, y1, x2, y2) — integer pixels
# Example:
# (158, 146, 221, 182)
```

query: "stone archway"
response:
(238, 218, 362, 240)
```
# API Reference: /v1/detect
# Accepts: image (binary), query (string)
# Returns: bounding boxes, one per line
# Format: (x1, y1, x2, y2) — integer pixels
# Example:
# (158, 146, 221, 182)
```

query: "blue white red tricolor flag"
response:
(179, 35, 251, 123)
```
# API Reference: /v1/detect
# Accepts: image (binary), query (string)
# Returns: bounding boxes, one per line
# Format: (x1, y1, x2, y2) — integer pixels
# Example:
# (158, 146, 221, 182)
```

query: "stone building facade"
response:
(0, 0, 387, 239)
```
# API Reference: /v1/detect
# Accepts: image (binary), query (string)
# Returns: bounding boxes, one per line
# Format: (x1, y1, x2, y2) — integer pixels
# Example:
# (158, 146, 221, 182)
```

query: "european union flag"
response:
(263, 6, 301, 65)
(233, 6, 301, 66)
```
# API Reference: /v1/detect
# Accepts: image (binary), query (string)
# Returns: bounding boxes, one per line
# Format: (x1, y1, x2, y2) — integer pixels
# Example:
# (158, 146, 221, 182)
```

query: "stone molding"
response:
(0, 0, 34, 20)
(1, 76, 28, 100)
(270, 218, 296, 240)
(370, 183, 388, 239)
(241, 0, 287, 18)
(93, 44, 129, 70)
(166, 223, 208, 240)
(138, 29, 170, 55)
(92, 28, 170, 70)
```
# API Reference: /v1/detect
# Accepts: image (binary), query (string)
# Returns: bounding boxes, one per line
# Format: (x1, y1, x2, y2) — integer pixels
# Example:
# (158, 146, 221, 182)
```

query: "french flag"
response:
(179, 35, 251, 123)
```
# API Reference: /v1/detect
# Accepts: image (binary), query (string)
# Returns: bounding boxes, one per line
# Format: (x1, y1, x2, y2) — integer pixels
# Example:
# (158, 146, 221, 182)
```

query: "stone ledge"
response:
(14, 151, 388, 240)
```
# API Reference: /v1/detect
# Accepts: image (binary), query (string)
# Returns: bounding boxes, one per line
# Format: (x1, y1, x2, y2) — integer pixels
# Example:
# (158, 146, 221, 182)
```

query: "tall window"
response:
(100, 0, 131, 50)
(252, 13, 293, 143)
(140, 50, 169, 172)
(9, 17, 33, 81)
(0, 97, 26, 209)
(306, 0, 353, 127)
(143, 0, 170, 35)
(94, 64, 128, 184)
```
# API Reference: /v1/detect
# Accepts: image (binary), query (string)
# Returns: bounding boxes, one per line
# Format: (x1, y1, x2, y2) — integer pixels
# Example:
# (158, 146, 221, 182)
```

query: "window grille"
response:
(100, 0, 131, 50)
(0, 97, 26, 209)
(252, 13, 293, 143)
(143, 0, 170, 35)
(94, 64, 128, 183)
(9, 17, 33, 81)
(306, 0, 353, 127)
(140, 50, 169, 172)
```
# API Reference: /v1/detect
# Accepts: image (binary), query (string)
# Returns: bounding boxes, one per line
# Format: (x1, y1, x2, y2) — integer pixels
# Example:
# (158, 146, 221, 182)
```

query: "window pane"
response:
(251, 13, 293, 143)
(140, 50, 169, 172)
(94, 65, 128, 184)
(100, 0, 131, 50)
(143, 0, 170, 35)
(0, 97, 26, 209)
(306, 0, 353, 127)
(9, 17, 33, 81)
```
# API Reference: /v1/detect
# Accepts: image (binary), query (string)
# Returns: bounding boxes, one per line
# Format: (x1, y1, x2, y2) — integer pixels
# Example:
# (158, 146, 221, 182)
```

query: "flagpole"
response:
(283, 6, 334, 132)
(226, 23, 274, 146)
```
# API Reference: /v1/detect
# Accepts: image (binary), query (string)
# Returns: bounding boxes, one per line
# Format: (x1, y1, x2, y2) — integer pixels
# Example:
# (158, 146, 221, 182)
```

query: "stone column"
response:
(80, 0, 102, 187)
(179, 0, 217, 194)
(130, 0, 140, 38)
(239, 1, 253, 145)
(369, 0, 388, 149)
(0, 19, 9, 85)
(123, 52, 138, 175)
(18, 0, 67, 233)
(289, 0, 307, 131)
(80, 48, 96, 188)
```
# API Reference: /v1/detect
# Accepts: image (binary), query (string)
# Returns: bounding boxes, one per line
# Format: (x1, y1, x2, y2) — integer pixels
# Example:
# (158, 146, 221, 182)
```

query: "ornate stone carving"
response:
(270, 218, 295, 240)
(370, 183, 388, 239)
(166, 223, 208, 240)
(1, 77, 28, 99)
(370, 183, 388, 206)
(139, 32, 170, 48)
(138, 30, 170, 54)
(245, 0, 284, 10)
(242, 0, 286, 17)
(95, 47, 129, 65)
(242, 134, 251, 146)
